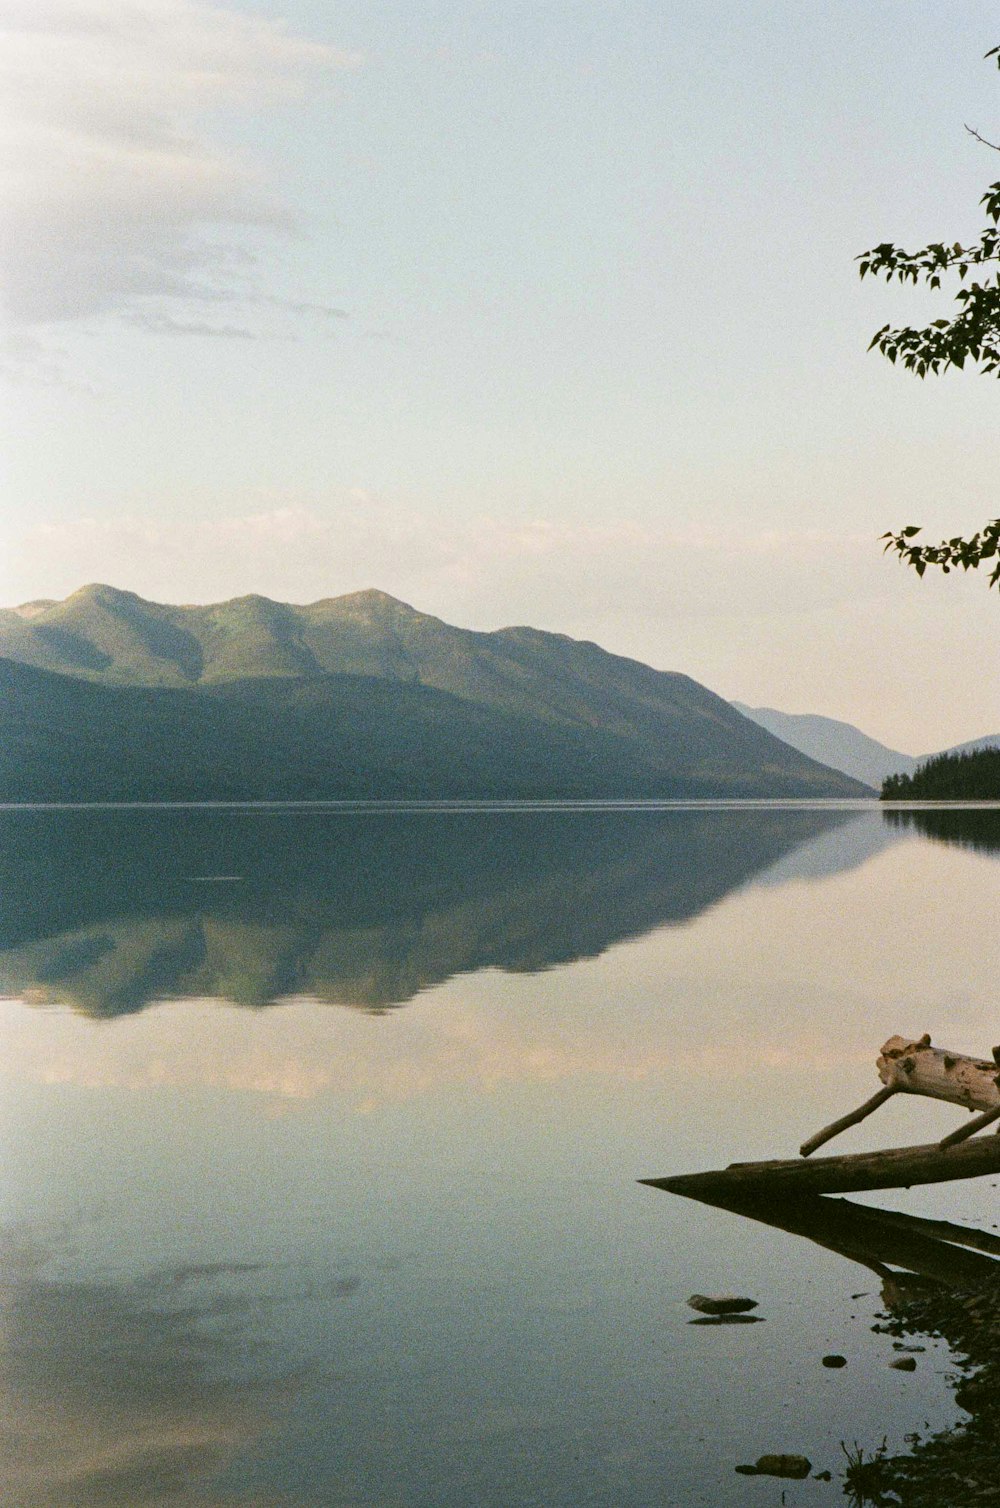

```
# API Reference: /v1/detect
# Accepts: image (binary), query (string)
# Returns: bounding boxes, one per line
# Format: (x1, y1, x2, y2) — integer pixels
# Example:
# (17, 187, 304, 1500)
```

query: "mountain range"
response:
(733, 703, 1000, 788)
(0, 584, 870, 800)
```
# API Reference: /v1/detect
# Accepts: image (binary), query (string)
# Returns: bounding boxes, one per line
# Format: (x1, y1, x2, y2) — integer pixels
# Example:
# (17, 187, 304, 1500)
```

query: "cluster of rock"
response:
(865, 1272, 1000, 1505)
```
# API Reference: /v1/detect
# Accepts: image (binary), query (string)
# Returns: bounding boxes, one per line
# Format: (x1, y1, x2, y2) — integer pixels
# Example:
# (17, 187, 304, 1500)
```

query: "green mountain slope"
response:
(0, 655, 869, 800)
(0, 585, 876, 797)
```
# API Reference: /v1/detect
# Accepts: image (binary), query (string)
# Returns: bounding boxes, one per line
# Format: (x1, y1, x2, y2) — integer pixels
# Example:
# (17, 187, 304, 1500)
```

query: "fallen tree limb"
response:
(940, 1102, 1000, 1149)
(640, 1133, 1000, 1200)
(800, 1085, 898, 1157)
(796, 1035, 1000, 1160)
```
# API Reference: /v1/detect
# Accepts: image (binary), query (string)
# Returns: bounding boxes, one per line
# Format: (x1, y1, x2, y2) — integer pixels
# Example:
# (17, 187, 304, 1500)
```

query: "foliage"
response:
(859, 45, 1000, 588)
(881, 746, 1000, 799)
(840, 1438, 899, 1508)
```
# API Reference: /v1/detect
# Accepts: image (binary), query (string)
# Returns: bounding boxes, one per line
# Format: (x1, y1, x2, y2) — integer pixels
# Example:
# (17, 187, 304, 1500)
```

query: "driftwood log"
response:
(799, 1035, 1000, 1158)
(641, 1135, 1000, 1201)
(643, 1033, 1000, 1201)
(877, 1035, 999, 1112)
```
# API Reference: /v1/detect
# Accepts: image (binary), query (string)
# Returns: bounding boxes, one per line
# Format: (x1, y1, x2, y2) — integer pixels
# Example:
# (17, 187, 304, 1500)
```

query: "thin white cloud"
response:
(0, 0, 360, 327)
(12, 503, 885, 627)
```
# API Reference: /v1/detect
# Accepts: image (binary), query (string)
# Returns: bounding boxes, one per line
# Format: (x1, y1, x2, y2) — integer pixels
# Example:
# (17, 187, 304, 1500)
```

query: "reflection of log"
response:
(682, 1192, 1000, 1290)
(641, 1133, 1000, 1200)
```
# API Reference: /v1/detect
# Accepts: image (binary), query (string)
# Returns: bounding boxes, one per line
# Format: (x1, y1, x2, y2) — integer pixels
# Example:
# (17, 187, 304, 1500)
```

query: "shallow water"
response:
(2, 801, 999, 1506)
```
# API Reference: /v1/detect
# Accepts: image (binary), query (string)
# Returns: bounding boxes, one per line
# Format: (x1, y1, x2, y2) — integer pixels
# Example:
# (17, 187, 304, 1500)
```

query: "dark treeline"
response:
(882, 747, 1000, 801)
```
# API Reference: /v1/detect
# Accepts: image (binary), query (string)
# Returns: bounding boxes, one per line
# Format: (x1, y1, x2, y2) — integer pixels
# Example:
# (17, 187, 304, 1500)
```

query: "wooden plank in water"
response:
(640, 1133, 1000, 1200)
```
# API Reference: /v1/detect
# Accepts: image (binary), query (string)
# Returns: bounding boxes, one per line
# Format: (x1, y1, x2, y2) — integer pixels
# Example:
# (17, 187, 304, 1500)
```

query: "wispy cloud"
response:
(0, 0, 360, 328)
(122, 309, 263, 339)
(11, 501, 886, 629)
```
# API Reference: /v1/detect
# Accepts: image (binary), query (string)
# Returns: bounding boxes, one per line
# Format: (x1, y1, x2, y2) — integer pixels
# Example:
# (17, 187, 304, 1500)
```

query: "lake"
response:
(2, 800, 1000, 1506)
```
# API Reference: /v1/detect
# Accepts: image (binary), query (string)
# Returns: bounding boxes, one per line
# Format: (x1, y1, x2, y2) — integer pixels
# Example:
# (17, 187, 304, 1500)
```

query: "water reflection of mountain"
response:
(882, 806, 1000, 856)
(1, 806, 871, 1018)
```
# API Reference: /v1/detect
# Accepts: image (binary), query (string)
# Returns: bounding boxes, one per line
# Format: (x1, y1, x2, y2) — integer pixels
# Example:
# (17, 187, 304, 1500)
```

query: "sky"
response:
(2, 0, 999, 752)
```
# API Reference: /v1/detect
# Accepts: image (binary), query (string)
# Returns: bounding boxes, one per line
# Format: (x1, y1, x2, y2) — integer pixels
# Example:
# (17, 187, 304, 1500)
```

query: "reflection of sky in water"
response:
(1, 806, 999, 1505)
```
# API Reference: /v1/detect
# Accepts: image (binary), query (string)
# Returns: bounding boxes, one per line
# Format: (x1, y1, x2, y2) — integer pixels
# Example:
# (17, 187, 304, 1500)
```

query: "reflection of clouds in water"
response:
(0, 1230, 282, 1501)
(0, 996, 874, 1115)
(0, 1232, 296, 1507)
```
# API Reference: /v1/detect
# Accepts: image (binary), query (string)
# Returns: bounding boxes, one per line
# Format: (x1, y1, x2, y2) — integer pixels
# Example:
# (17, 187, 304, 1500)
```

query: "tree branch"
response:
(965, 123, 1000, 153)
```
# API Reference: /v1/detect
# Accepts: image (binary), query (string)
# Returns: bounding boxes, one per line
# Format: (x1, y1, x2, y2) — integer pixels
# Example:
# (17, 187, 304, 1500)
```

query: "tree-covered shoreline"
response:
(882, 747, 1000, 800)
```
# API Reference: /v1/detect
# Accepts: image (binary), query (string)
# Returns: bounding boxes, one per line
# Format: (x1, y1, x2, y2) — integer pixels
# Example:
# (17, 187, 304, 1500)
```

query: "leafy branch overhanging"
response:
(859, 44, 1000, 588)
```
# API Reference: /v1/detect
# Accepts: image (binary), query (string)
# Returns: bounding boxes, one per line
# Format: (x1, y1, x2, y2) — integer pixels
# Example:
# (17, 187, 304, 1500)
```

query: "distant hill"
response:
(0, 656, 869, 801)
(930, 733, 1000, 761)
(732, 702, 917, 787)
(733, 698, 1000, 789)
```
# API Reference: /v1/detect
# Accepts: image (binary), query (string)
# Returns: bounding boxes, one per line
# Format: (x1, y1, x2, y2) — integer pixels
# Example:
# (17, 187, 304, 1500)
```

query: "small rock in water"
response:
(891, 1355, 917, 1371)
(687, 1293, 758, 1315)
(735, 1454, 812, 1480)
(822, 1354, 847, 1368)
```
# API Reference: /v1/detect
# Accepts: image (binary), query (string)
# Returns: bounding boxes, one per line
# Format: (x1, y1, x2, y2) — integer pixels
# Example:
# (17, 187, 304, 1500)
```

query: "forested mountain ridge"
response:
(0, 586, 875, 798)
(0, 656, 871, 800)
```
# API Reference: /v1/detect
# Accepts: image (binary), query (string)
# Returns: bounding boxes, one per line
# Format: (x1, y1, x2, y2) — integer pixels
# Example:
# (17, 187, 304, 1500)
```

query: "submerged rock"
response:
(822, 1354, 847, 1368)
(735, 1454, 812, 1479)
(890, 1355, 917, 1371)
(686, 1293, 758, 1315)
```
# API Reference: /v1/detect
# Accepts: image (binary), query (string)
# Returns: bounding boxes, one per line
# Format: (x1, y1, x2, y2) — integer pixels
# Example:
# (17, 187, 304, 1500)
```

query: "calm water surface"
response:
(2, 801, 1000, 1506)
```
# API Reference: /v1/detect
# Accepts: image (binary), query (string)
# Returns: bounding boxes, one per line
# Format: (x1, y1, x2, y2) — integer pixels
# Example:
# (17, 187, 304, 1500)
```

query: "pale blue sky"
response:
(3, 0, 999, 748)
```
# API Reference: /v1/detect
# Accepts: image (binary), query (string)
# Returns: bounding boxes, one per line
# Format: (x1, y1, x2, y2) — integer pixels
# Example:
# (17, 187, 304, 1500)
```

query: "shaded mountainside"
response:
(0, 586, 865, 774)
(732, 701, 917, 787)
(0, 638, 870, 800)
(0, 656, 694, 802)
(0, 805, 864, 1016)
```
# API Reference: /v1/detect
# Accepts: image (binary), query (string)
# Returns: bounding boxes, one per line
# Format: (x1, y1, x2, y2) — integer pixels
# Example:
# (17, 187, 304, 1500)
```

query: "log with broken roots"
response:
(643, 1034, 1000, 1201)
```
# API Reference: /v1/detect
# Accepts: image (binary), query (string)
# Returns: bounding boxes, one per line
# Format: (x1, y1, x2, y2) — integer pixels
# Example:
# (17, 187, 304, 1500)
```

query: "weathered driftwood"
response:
(877, 1034, 1000, 1111)
(646, 1034, 1000, 1201)
(799, 1035, 1000, 1158)
(640, 1133, 1000, 1200)
(940, 1103, 1000, 1149)
(799, 1085, 899, 1157)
